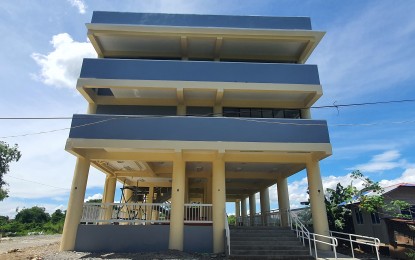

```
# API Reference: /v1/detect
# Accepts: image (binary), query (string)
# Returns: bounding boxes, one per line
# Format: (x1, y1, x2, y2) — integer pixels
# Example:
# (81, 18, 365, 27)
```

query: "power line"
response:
(0, 98, 414, 139)
(0, 98, 414, 120)
(312, 99, 415, 109)
(6, 175, 70, 191)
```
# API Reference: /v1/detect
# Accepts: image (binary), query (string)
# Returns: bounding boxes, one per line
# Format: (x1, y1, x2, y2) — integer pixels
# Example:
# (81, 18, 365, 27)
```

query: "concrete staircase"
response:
(229, 226, 313, 259)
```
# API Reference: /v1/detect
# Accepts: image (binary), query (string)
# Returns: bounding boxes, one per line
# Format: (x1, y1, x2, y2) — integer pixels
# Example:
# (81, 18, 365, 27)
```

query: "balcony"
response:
(81, 59, 320, 85)
(68, 114, 330, 145)
(86, 12, 324, 63)
(77, 59, 322, 108)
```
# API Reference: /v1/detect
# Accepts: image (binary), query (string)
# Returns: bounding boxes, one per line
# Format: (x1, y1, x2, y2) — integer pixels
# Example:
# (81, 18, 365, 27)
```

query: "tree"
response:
(51, 209, 65, 224)
(0, 141, 22, 201)
(325, 183, 356, 232)
(15, 206, 50, 224)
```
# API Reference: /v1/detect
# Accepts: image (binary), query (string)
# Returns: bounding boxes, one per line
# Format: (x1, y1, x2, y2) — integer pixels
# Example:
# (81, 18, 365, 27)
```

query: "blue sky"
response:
(0, 0, 414, 217)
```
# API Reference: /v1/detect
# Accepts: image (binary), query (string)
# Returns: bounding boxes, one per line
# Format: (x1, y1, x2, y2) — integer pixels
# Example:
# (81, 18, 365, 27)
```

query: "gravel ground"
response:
(0, 235, 226, 259)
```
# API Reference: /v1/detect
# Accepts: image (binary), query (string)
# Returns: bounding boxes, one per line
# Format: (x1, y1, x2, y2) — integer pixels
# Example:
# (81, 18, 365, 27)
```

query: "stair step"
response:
(231, 236, 300, 241)
(228, 227, 311, 259)
(229, 255, 313, 260)
(231, 245, 307, 250)
(230, 233, 297, 237)
(231, 249, 310, 256)
(231, 240, 302, 246)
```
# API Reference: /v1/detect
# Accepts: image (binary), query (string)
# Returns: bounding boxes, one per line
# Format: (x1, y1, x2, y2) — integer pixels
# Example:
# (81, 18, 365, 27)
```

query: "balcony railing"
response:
(69, 114, 330, 145)
(184, 204, 213, 223)
(81, 203, 212, 224)
(80, 58, 320, 86)
(236, 209, 282, 226)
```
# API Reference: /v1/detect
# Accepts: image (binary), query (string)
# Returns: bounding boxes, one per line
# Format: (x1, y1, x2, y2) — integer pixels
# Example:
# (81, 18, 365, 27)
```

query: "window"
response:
(355, 208, 364, 224)
(223, 107, 302, 119)
(370, 211, 380, 224)
(284, 109, 301, 119)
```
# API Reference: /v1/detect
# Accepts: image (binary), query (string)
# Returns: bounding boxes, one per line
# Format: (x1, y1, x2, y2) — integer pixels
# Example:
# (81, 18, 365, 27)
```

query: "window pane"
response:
(240, 108, 251, 118)
(273, 109, 284, 118)
(261, 109, 273, 118)
(251, 109, 262, 118)
(284, 109, 301, 119)
(223, 108, 239, 117)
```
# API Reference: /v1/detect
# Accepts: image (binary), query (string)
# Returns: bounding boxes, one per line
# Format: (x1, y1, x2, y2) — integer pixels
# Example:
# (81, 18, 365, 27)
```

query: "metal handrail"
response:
(289, 211, 338, 259)
(329, 230, 380, 260)
(225, 212, 231, 256)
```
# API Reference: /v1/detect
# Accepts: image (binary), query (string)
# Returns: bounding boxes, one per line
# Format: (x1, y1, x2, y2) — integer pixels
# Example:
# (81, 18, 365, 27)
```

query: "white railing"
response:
(329, 230, 380, 260)
(289, 211, 338, 259)
(237, 210, 282, 227)
(81, 202, 171, 224)
(225, 212, 231, 256)
(184, 203, 212, 223)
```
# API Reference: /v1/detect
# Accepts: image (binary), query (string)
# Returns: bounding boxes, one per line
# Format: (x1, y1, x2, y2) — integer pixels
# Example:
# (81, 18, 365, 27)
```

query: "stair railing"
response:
(289, 211, 338, 259)
(225, 212, 231, 256)
(329, 230, 380, 260)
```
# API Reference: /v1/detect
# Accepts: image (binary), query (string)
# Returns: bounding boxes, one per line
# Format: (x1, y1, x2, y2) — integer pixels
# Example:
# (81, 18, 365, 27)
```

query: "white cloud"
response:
(379, 168, 415, 187)
(67, 0, 87, 14)
(84, 193, 103, 202)
(31, 33, 96, 89)
(349, 150, 411, 173)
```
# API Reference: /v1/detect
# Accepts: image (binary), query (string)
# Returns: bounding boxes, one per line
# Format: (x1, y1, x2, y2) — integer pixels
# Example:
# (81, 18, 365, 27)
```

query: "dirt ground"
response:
(0, 235, 226, 259)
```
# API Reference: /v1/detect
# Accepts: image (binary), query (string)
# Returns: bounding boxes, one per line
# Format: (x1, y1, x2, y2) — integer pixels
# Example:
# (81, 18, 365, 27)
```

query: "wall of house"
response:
(351, 206, 390, 244)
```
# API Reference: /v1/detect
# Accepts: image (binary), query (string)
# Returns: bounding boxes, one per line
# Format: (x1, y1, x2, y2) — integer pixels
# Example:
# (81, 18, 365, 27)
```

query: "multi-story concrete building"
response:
(61, 11, 332, 255)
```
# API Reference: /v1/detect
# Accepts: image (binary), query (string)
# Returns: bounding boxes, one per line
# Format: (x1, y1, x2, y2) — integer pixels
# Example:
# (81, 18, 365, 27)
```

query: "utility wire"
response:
(0, 98, 414, 120)
(6, 175, 70, 191)
(312, 99, 415, 109)
(1, 98, 415, 139)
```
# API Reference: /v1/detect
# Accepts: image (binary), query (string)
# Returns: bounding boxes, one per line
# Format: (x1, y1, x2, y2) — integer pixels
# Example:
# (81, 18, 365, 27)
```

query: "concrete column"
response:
(146, 186, 154, 224)
(177, 105, 186, 116)
(60, 157, 90, 251)
(206, 175, 212, 204)
(235, 200, 241, 219)
(168, 157, 185, 251)
(301, 108, 311, 119)
(87, 103, 97, 114)
(103, 176, 117, 222)
(212, 157, 226, 253)
(306, 158, 330, 250)
(277, 177, 290, 227)
(185, 177, 189, 203)
(213, 105, 222, 117)
(260, 188, 270, 225)
(249, 193, 256, 226)
(241, 197, 247, 225)
(122, 188, 133, 224)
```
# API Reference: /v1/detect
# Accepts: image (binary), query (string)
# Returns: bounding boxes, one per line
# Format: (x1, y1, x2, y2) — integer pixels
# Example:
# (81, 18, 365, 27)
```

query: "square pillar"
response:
(277, 177, 290, 227)
(212, 157, 226, 253)
(60, 157, 90, 251)
(169, 155, 185, 251)
(306, 158, 330, 250)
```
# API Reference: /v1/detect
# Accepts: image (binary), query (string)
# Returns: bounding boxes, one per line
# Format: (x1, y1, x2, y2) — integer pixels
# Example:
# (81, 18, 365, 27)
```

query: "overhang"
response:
(87, 12, 325, 63)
